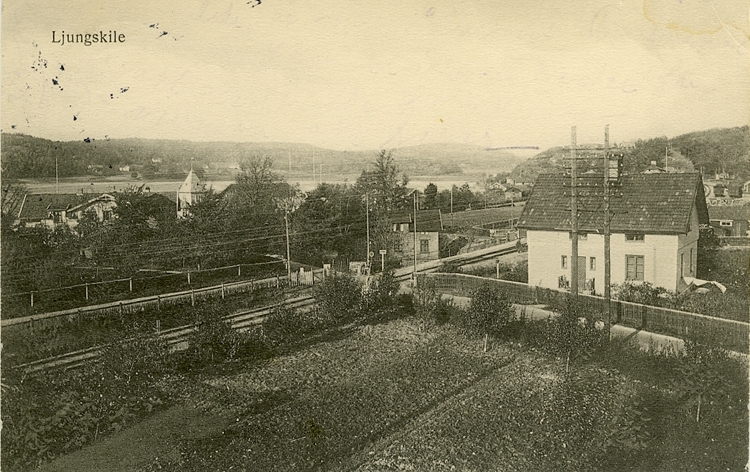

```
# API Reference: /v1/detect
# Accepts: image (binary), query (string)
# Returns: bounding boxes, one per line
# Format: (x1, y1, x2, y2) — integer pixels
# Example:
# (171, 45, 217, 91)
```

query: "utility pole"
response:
(366, 193, 371, 271)
(604, 125, 612, 337)
(284, 208, 292, 280)
(570, 126, 579, 296)
(413, 191, 418, 285)
(450, 186, 454, 228)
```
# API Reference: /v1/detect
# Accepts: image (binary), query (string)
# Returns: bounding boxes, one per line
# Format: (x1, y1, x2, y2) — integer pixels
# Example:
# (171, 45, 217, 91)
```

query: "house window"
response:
(420, 239, 430, 254)
(625, 233, 644, 241)
(590, 257, 596, 271)
(561, 255, 567, 269)
(393, 239, 403, 253)
(719, 220, 733, 227)
(626, 255, 644, 281)
(103, 210, 113, 221)
(52, 211, 64, 224)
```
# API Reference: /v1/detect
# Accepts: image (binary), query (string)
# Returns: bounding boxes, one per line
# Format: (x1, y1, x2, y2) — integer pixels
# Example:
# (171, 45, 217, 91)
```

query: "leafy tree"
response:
(355, 150, 410, 215)
(292, 183, 366, 266)
(423, 183, 438, 209)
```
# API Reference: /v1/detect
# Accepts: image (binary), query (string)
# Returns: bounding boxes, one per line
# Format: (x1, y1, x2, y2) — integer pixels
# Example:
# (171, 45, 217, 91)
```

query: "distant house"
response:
(517, 173, 708, 293)
(708, 204, 750, 237)
(388, 209, 443, 265)
(642, 160, 666, 174)
(177, 169, 205, 218)
(504, 187, 523, 202)
(16, 193, 116, 229)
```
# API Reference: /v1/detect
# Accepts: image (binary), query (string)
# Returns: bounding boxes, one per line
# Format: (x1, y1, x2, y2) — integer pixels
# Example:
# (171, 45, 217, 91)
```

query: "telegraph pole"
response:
(570, 126, 579, 296)
(450, 186, 454, 227)
(366, 193, 371, 271)
(284, 208, 292, 280)
(604, 125, 612, 336)
(413, 191, 418, 284)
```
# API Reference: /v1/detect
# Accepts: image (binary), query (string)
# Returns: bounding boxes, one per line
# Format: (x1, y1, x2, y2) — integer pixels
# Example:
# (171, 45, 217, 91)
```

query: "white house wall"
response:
(527, 229, 682, 292)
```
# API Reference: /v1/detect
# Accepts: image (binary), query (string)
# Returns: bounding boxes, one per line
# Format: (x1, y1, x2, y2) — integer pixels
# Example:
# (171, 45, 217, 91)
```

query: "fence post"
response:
(85, 283, 89, 300)
(221, 283, 225, 299)
(129, 278, 133, 292)
(158, 295, 161, 310)
(156, 319, 160, 333)
(276, 275, 280, 288)
(119, 301, 123, 315)
(191, 289, 195, 306)
(30, 291, 34, 307)
(238, 265, 241, 277)
(187, 271, 191, 285)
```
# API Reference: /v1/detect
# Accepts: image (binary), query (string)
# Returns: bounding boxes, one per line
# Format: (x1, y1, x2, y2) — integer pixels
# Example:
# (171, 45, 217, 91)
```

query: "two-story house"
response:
(517, 173, 708, 293)
(388, 209, 443, 265)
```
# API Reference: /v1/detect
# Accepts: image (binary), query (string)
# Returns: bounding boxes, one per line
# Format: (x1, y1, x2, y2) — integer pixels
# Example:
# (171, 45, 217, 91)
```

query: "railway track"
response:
(12, 242, 520, 375)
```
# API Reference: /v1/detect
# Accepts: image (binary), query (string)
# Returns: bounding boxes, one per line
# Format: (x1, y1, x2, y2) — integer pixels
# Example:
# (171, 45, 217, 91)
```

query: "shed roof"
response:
(18, 193, 102, 220)
(517, 173, 708, 234)
(389, 209, 443, 232)
(708, 204, 750, 221)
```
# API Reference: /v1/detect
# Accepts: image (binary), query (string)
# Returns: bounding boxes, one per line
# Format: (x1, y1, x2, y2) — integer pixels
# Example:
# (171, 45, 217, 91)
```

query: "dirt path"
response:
(38, 404, 231, 472)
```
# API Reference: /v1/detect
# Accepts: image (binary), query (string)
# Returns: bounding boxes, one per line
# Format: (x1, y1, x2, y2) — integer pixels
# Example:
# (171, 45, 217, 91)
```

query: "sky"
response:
(2, 0, 748, 152)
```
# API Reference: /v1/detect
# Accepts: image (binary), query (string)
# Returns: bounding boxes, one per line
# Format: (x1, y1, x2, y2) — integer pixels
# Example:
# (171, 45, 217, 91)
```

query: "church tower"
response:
(177, 167, 204, 218)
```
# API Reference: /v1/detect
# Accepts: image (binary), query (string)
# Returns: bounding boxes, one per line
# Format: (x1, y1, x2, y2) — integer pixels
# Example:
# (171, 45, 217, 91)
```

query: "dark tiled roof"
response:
(18, 193, 100, 220)
(517, 173, 708, 234)
(708, 204, 750, 221)
(389, 209, 443, 232)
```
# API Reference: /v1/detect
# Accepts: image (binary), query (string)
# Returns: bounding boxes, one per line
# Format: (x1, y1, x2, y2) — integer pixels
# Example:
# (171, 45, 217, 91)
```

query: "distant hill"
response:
(510, 126, 749, 183)
(0, 134, 521, 180)
(390, 143, 521, 176)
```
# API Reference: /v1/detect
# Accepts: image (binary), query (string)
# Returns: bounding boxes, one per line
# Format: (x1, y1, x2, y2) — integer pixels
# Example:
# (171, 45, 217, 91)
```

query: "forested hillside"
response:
(0, 134, 520, 179)
(510, 126, 749, 182)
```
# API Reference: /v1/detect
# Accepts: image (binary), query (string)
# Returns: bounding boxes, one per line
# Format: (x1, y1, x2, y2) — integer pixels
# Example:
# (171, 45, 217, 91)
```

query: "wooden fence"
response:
(1, 270, 323, 336)
(422, 273, 749, 353)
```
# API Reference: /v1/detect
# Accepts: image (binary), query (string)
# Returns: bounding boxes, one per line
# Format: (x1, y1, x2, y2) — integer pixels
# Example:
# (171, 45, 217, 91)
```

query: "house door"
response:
(577, 256, 586, 293)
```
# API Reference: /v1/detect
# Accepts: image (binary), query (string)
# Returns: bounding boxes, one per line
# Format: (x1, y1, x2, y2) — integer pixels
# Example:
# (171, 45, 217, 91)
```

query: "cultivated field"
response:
(41, 316, 748, 472)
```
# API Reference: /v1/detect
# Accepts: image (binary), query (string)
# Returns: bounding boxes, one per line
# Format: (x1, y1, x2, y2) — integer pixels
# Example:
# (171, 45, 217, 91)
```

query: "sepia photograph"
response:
(1, 0, 748, 470)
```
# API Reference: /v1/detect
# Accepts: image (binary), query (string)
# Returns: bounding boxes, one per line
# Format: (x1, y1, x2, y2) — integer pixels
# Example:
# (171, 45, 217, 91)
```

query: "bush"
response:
(262, 303, 321, 348)
(612, 281, 675, 307)
(184, 307, 252, 366)
(545, 299, 606, 370)
(462, 282, 513, 337)
(362, 269, 401, 320)
(95, 322, 174, 387)
(413, 277, 452, 325)
(313, 272, 363, 323)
